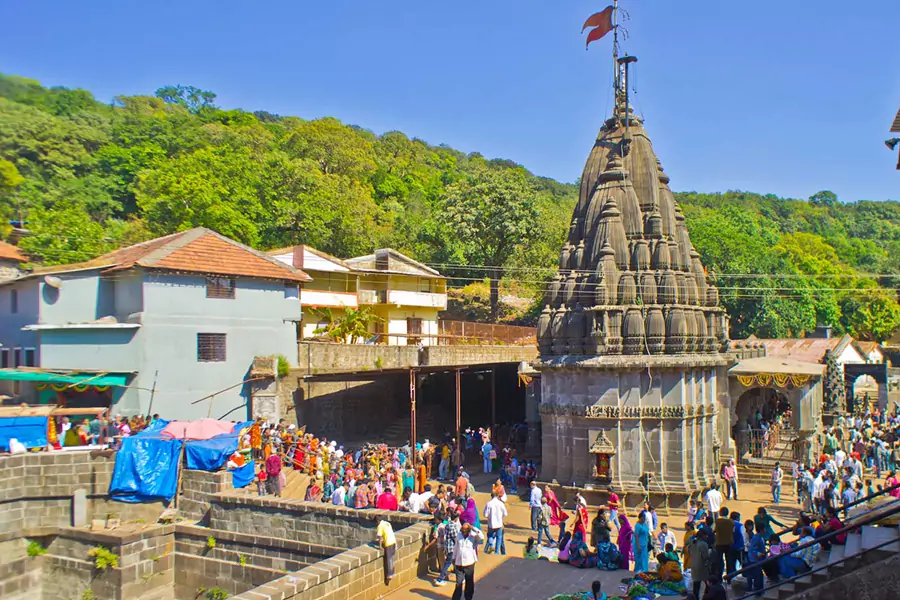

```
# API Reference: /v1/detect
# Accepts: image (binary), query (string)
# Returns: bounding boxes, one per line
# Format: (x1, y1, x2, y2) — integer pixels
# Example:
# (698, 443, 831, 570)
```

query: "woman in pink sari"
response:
(886, 471, 900, 498)
(544, 488, 570, 545)
(617, 513, 634, 570)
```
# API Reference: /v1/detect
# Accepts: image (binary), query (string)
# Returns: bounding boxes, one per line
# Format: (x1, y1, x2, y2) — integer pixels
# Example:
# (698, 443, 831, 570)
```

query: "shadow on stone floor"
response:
(390, 555, 632, 600)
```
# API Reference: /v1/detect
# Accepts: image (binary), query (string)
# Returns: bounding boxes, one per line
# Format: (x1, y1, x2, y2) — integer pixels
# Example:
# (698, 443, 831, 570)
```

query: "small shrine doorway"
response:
(589, 430, 616, 483)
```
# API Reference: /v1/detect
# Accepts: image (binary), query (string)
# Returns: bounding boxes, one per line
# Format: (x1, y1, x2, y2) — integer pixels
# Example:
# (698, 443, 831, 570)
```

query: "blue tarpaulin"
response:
(109, 420, 254, 503)
(231, 462, 255, 489)
(185, 435, 239, 471)
(109, 435, 184, 503)
(0, 416, 49, 451)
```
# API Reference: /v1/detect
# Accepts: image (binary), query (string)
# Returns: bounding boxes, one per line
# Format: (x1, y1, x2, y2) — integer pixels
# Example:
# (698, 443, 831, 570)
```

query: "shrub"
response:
(276, 355, 290, 378)
(88, 546, 119, 570)
(206, 587, 229, 600)
(27, 540, 47, 557)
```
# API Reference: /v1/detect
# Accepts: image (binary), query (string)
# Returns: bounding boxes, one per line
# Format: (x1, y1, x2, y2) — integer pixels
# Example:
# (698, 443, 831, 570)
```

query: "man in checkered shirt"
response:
(435, 510, 461, 586)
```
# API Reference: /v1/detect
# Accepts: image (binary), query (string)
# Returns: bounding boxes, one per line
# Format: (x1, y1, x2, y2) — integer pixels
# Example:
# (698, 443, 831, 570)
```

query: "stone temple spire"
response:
(538, 62, 727, 358)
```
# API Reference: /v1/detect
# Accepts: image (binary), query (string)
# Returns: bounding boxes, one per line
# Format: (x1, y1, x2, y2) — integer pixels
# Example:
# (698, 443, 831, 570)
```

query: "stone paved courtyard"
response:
(383, 472, 801, 600)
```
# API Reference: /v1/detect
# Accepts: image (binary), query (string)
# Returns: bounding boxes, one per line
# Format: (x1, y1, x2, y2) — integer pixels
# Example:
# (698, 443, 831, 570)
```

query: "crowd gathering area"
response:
(5, 408, 900, 600)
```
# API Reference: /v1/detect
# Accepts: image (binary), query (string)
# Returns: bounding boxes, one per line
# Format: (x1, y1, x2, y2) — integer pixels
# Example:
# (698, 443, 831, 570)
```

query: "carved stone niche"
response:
(589, 429, 616, 482)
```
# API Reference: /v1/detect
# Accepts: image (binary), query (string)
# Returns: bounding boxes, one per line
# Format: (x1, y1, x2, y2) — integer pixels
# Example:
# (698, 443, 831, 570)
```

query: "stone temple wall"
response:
(539, 358, 725, 498)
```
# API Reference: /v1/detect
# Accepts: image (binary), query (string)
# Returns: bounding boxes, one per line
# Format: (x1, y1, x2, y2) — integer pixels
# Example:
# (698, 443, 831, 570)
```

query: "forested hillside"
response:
(0, 73, 898, 340)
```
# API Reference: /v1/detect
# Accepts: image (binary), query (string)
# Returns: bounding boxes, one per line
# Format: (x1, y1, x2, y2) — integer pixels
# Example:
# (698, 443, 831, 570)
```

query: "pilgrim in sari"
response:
(566, 531, 598, 569)
(305, 480, 322, 502)
(633, 511, 652, 573)
(617, 514, 634, 570)
(461, 497, 481, 529)
(544, 489, 570, 543)
(573, 504, 590, 538)
(417, 462, 427, 494)
(656, 548, 683, 582)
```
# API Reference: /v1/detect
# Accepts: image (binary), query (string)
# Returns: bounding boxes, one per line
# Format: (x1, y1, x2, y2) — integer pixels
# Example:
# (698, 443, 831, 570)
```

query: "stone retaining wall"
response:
(179, 469, 234, 523)
(208, 495, 432, 549)
(232, 521, 432, 600)
(0, 451, 166, 534)
(175, 524, 344, 573)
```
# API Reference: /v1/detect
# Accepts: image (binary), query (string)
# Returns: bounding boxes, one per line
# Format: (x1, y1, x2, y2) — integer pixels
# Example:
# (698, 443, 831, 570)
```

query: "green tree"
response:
(442, 164, 540, 321)
(135, 146, 267, 246)
(154, 85, 217, 114)
(17, 201, 111, 265)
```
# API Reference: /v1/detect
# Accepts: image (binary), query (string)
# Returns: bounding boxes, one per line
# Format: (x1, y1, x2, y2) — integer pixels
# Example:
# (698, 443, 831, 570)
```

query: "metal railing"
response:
(773, 481, 900, 539)
(734, 532, 900, 600)
(729, 493, 900, 586)
(437, 320, 535, 346)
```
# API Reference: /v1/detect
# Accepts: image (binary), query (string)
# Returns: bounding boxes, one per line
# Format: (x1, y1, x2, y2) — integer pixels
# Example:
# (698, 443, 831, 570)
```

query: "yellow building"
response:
(268, 246, 447, 345)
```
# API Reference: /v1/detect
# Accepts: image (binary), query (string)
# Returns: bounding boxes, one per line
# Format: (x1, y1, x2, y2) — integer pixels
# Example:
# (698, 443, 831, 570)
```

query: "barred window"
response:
(24, 348, 35, 367)
(206, 277, 235, 299)
(197, 333, 227, 362)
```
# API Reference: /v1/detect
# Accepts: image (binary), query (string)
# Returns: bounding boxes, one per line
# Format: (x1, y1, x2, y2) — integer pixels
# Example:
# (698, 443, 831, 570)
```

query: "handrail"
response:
(771, 481, 900, 539)
(728, 496, 900, 580)
(769, 479, 900, 539)
(734, 530, 900, 600)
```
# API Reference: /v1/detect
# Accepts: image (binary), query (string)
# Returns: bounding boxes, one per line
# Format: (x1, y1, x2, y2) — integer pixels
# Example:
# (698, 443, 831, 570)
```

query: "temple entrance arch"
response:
(728, 357, 826, 466)
(731, 385, 796, 460)
(844, 363, 888, 414)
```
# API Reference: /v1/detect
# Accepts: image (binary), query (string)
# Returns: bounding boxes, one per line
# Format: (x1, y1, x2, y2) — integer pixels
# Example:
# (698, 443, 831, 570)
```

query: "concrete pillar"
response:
(72, 489, 87, 527)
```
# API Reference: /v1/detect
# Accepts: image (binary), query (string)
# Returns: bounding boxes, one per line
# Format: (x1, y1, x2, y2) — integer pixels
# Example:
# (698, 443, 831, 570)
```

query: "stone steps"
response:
(757, 524, 900, 600)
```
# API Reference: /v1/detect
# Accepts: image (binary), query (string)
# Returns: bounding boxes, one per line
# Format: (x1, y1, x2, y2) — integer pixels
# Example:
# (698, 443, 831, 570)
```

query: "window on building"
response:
(13, 348, 22, 367)
(10, 289, 17, 313)
(206, 277, 236, 299)
(407, 318, 423, 346)
(0, 349, 9, 368)
(197, 333, 227, 362)
(24, 348, 35, 367)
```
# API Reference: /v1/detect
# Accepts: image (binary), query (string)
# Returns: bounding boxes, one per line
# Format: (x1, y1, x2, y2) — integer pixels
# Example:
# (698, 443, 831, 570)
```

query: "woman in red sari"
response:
(573, 503, 590, 538)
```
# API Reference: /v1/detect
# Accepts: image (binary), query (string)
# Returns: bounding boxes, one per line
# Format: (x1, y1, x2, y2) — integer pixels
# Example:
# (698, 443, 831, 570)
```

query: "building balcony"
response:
(386, 290, 447, 309)
(357, 289, 385, 305)
(300, 290, 359, 309)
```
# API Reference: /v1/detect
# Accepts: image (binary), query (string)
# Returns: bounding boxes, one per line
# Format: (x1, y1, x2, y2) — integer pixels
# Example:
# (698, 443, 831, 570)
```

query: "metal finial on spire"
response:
(617, 54, 638, 156)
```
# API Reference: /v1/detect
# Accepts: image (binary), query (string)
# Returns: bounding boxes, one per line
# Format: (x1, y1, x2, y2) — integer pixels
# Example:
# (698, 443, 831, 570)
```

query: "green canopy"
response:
(0, 369, 132, 387)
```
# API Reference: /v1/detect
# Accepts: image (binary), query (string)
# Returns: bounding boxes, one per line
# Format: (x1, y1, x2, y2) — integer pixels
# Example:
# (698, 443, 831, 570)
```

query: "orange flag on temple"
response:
(583, 6, 615, 48)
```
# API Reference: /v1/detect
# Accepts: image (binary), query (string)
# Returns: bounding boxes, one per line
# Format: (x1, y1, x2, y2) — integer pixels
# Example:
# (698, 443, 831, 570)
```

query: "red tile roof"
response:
(32, 228, 311, 282)
(0, 240, 26, 263)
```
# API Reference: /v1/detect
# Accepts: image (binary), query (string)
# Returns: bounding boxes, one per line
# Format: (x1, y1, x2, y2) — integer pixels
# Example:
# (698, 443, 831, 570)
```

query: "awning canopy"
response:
(0, 369, 132, 387)
(729, 357, 824, 377)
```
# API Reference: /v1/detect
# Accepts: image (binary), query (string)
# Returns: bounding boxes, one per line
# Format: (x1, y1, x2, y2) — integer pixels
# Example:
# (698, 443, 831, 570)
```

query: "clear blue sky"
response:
(2, 0, 899, 201)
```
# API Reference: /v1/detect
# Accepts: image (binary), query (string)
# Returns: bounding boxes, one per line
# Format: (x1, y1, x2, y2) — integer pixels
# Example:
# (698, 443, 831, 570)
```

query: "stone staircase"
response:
(758, 524, 900, 599)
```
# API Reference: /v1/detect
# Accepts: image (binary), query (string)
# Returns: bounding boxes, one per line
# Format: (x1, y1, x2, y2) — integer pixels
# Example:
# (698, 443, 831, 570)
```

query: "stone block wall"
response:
(179, 469, 234, 523)
(41, 526, 176, 600)
(175, 524, 344, 573)
(0, 451, 166, 534)
(0, 555, 43, 600)
(231, 521, 432, 600)
(208, 495, 432, 550)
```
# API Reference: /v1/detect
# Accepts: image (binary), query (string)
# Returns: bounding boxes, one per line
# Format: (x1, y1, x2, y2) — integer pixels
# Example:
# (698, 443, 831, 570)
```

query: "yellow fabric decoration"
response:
(773, 373, 790, 387)
(790, 374, 810, 387)
(737, 375, 755, 387)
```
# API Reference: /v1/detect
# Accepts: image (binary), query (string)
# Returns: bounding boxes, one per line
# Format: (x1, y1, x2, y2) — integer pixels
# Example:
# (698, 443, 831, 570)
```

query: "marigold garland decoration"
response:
(737, 373, 812, 388)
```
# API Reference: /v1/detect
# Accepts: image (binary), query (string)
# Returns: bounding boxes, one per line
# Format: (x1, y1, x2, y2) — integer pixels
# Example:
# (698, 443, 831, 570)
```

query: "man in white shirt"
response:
(483, 492, 508, 555)
(451, 522, 484, 600)
(656, 522, 677, 552)
(419, 484, 434, 508)
(529, 481, 543, 531)
(705, 483, 724, 515)
(332, 482, 348, 506)
(407, 491, 424, 514)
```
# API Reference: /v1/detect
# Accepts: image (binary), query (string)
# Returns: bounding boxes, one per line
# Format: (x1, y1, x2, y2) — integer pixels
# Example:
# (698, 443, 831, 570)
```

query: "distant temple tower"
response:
(536, 55, 730, 496)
